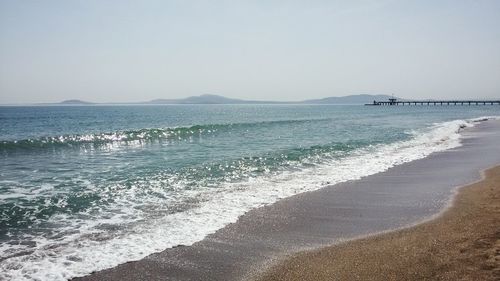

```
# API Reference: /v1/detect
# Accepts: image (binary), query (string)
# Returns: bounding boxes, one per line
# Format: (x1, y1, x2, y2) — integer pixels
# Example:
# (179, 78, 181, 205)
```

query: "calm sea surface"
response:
(1, 104, 499, 280)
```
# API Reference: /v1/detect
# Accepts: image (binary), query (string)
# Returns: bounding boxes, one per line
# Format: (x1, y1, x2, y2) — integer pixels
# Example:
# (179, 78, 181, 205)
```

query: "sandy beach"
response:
(258, 165, 500, 281)
(72, 121, 500, 281)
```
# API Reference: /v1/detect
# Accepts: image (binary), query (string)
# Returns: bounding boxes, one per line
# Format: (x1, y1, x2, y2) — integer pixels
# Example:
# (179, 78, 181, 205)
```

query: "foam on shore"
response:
(1, 116, 498, 280)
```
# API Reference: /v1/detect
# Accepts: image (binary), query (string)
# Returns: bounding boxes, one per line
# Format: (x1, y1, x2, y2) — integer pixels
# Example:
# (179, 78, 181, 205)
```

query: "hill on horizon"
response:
(302, 94, 395, 104)
(145, 94, 397, 105)
(147, 94, 280, 104)
(53, 94, 400, 105)
(59, 99, 94, 104)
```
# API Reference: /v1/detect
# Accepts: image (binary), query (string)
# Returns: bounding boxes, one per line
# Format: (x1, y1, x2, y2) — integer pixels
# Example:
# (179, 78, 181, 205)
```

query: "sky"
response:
(0, 0, 499, 103)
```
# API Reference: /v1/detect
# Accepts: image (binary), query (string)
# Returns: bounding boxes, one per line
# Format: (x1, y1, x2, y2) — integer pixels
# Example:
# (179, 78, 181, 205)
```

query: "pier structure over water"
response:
(366, 98, 500, 106)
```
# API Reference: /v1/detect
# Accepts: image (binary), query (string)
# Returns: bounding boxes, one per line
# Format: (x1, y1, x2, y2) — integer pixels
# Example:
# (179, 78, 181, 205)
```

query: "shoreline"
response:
(253, 165, 497, 280)
(257, 165, 500, 281)
(75, 120, 500, 281)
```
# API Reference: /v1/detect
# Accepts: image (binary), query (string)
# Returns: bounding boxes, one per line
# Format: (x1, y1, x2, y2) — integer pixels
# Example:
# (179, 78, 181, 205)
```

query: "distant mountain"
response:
(302, 94, 396, 104)
(56, 94, 398, 105)
(147, 94, 283, 104)
(147, 94, 397, 105)
(59, 99, 93, 104)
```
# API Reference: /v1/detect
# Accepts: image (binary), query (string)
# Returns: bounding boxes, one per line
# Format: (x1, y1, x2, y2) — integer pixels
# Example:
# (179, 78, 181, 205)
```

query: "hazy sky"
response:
(1, 0, 499, 103)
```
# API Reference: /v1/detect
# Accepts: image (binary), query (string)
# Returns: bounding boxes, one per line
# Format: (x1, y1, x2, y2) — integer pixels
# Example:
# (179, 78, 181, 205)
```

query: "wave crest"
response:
(0, 118, 329, 151)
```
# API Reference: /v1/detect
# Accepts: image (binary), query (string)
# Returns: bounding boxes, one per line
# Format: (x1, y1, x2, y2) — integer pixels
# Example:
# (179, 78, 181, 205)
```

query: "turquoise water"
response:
(1, 104, 499, 280)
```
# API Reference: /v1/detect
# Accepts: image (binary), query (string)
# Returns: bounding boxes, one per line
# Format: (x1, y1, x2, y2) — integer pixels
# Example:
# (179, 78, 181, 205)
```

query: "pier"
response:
(366, 98, 500, 106)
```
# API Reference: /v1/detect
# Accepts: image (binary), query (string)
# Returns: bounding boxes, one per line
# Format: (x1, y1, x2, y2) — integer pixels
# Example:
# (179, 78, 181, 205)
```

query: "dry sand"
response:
(258, 166, 500, 281)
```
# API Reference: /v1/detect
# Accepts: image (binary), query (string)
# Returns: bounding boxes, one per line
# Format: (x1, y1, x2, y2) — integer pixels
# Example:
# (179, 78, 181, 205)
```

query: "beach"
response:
(3, 1, 500, 279)
(259, 165, 500, 281)
(2, 107, 500, 280)
(72, 119, 500, 281)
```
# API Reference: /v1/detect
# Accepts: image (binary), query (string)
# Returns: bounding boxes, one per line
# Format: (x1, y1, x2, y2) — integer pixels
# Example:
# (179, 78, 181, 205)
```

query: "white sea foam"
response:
(0, 117, 498, 281)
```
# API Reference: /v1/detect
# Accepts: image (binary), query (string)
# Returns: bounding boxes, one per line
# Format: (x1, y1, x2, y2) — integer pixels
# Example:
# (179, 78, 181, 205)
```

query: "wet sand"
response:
(75, 120, 500, 281)
(258, 165, 500, 281)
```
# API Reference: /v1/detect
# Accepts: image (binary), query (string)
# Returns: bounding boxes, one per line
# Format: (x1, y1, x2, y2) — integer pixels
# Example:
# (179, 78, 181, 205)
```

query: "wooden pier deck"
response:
(366, 99, 500, 106)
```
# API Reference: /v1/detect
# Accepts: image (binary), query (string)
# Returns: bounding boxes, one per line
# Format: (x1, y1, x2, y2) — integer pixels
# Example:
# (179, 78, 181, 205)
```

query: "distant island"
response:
(146, 94, 280, 105)
(302, 94, 396, 104)
(59, 99, 94, 105)
(54, 94, 397, 105)
(146, 94, 395, 105)
(143, 94, 397, 105)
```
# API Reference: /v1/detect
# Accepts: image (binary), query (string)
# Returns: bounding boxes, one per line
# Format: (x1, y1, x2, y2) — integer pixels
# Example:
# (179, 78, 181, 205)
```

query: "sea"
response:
(1, 104, 499, 280)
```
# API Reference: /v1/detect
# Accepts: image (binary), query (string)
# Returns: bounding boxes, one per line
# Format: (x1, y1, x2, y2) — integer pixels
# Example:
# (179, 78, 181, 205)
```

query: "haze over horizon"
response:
(1, 0, 500, 104)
